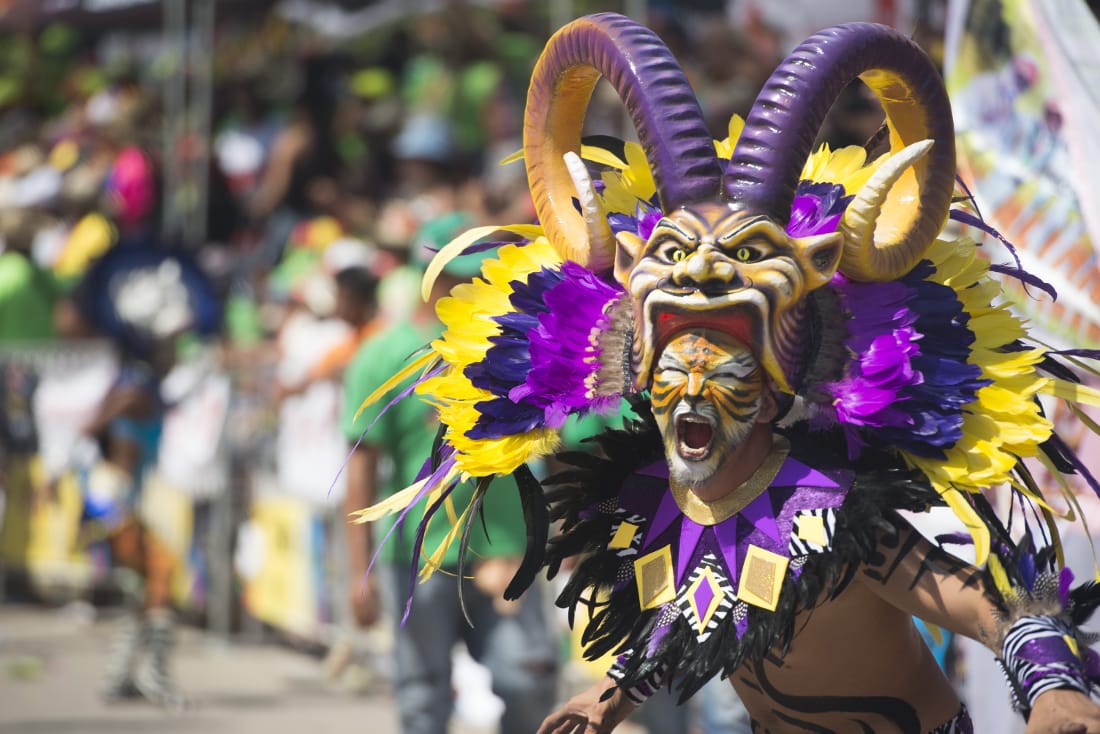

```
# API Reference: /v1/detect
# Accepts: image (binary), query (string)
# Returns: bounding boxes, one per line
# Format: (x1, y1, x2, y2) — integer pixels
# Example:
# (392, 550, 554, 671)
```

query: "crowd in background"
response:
(3, 1, 1045, 732)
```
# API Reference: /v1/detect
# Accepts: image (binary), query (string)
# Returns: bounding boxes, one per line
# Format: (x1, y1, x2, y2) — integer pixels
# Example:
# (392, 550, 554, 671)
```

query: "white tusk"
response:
(839, 138, 936, 281)
(564, 150, 614, 261)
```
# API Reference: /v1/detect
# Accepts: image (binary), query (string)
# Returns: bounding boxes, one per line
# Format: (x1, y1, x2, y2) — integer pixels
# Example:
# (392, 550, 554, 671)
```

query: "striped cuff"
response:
(998, 614, 1092, 711)
(607, 655, 668, 705)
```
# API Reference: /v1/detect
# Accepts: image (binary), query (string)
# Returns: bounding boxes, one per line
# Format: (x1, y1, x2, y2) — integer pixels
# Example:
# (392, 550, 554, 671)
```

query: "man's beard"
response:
(663, 404, 758, 488)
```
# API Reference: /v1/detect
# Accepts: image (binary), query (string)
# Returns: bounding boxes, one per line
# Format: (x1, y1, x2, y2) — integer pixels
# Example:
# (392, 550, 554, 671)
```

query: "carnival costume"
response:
(352, 15, 1100, 724)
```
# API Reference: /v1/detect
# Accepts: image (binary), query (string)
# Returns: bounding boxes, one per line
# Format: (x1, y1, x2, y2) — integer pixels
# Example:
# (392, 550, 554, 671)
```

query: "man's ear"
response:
(614, 230, 645, 286)
(756, 388, 779, 424)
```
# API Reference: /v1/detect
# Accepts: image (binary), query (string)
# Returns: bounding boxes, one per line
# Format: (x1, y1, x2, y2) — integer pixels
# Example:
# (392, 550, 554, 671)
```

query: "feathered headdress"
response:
(352, 15, 1100, 606)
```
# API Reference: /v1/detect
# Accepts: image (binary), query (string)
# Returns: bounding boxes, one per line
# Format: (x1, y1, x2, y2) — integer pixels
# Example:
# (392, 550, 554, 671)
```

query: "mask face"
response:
(615, 204, 843, 392)
(651, 329, 763, 488)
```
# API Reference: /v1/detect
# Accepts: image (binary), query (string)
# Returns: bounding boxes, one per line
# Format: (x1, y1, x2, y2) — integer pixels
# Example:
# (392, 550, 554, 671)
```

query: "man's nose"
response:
(685, 371, 704, 397)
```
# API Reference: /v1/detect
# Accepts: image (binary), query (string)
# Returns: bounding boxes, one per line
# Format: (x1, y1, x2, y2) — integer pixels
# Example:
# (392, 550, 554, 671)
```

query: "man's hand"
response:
(349, 572, 380, 628)
(536, 676, 636, 734)
(1027, 689, 1100, 733)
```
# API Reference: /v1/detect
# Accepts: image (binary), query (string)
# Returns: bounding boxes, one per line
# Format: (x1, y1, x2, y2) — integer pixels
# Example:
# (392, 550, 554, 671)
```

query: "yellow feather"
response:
(1041, 379, 1100, 408)
(986, 553, 1013, 597)
(354, 351, 437, 422)
(941, 486, 991, 565)
(421, 224, 545, 300)
(348, 477, 429, 523)
(419, 500, 474, 581)
(1040, 504, 1066, 568)
(1036, 452, 1100, 581)
(581, 145, 628, 170)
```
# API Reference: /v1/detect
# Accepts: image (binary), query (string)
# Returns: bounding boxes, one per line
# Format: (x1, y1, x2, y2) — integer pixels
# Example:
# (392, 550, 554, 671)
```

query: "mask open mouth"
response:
(675, 414, 715, 460)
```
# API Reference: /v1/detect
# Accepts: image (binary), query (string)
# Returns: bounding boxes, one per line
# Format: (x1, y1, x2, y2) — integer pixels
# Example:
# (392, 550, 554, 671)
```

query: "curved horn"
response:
(563, 151, 614, 259)
(524, 13, 721, 271)
(725, 23, 955, 282)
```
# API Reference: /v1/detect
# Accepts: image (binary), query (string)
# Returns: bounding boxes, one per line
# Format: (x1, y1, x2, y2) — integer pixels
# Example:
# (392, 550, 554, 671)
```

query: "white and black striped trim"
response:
(609, 654, 668, 705)
(675, 554, 735, 643)
(999, 614, 1091, 711)
(788, 508, 838, 556)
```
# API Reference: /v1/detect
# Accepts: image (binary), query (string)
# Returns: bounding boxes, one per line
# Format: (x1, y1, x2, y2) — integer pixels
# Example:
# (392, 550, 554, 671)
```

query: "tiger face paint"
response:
(651, 329, 764, 488)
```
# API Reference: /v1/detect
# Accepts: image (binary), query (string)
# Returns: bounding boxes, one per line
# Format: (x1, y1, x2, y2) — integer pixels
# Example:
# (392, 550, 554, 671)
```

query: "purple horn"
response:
(524, 13, 721, 271)
(725, 23, 956, 282)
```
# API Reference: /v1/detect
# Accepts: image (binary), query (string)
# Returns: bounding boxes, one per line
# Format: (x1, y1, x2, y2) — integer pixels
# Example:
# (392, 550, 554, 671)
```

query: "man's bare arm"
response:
(858, 519, 1100, 733)
(856, 519, 996, 643)
(345, 442, 381, 627)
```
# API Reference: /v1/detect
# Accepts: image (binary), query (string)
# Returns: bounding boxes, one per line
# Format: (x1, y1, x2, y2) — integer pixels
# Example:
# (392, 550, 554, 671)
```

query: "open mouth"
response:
(675, 414, 715, 460)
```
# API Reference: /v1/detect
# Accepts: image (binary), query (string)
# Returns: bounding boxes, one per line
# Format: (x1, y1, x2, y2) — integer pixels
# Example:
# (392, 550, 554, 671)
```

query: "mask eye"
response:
(733, 245, 764, 263)
(657, 240, 689, 263)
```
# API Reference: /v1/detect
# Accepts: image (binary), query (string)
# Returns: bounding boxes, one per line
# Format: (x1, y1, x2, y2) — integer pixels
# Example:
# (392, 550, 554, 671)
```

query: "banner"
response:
(945, 0, 1100, 349)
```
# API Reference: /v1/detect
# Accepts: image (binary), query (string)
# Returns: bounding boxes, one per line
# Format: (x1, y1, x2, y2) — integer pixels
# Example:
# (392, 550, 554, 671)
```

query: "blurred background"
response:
(1, 0, 1099, 732)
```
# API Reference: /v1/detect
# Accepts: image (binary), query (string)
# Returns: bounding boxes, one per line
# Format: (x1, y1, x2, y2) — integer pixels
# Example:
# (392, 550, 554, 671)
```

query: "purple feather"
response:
(1059, 566, 1075, 607)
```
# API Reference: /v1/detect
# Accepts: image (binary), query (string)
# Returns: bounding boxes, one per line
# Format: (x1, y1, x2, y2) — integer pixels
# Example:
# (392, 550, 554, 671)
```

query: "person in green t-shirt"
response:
(0, 212, 58, 344)
(341, 247, 556, 734)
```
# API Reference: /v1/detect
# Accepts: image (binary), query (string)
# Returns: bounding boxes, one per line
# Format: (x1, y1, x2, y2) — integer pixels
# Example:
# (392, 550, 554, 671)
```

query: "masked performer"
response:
(349, 14, 1100, 733)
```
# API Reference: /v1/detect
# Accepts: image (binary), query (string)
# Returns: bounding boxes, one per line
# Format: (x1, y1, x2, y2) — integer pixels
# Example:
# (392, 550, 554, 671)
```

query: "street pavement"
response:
(0, 602, 495, 734)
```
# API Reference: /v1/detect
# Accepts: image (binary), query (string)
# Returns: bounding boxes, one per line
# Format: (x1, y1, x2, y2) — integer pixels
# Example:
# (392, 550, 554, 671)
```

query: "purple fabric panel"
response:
(676, 519, 706, 584)
(1017, 638, 1081, 666)
(643, 490, 683, 549)
(637, 461, 670, 479)
(741, 492, 781, 544)
(773, 457, 840, 488)
(714, 516, 740, 576)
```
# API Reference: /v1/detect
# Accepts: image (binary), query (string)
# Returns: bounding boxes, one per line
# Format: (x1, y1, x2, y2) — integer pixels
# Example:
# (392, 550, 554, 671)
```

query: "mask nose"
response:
(670, 246, 742, 292)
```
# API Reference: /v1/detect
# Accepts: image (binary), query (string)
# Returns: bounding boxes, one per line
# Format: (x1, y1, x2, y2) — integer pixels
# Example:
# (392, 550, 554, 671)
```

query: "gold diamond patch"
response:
(634, 546, 676, 610)
(737, 544, 789, 611)
(797, 515, 828, 547)
(610, 521, 639, 549)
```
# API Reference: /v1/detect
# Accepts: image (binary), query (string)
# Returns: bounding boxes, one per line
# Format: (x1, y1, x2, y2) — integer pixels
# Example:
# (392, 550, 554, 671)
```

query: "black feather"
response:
(504, 463, 549, 601)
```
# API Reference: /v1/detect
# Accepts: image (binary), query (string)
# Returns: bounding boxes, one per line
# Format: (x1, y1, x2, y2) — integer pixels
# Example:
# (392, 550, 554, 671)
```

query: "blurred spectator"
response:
(78, 334, 183, 707)
(275, 261, 382, 402)
(0, 209, 58, 343)
(341, 244, 558, 734)
(245, 56, 343, 278)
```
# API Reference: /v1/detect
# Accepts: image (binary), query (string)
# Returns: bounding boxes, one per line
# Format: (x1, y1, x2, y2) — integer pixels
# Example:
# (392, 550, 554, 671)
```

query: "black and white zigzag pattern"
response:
(1000, 614, 1090, 709)
(788, 508, 838, 556)
(675, 554, 735, 643)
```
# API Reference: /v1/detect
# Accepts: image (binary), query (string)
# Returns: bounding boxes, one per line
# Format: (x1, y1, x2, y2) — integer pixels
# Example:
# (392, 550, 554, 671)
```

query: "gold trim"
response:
(670, 436, 790, 526)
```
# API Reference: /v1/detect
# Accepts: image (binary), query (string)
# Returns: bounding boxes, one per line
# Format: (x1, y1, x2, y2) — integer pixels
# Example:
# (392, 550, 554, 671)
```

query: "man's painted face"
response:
(651, 329, 764, 487)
